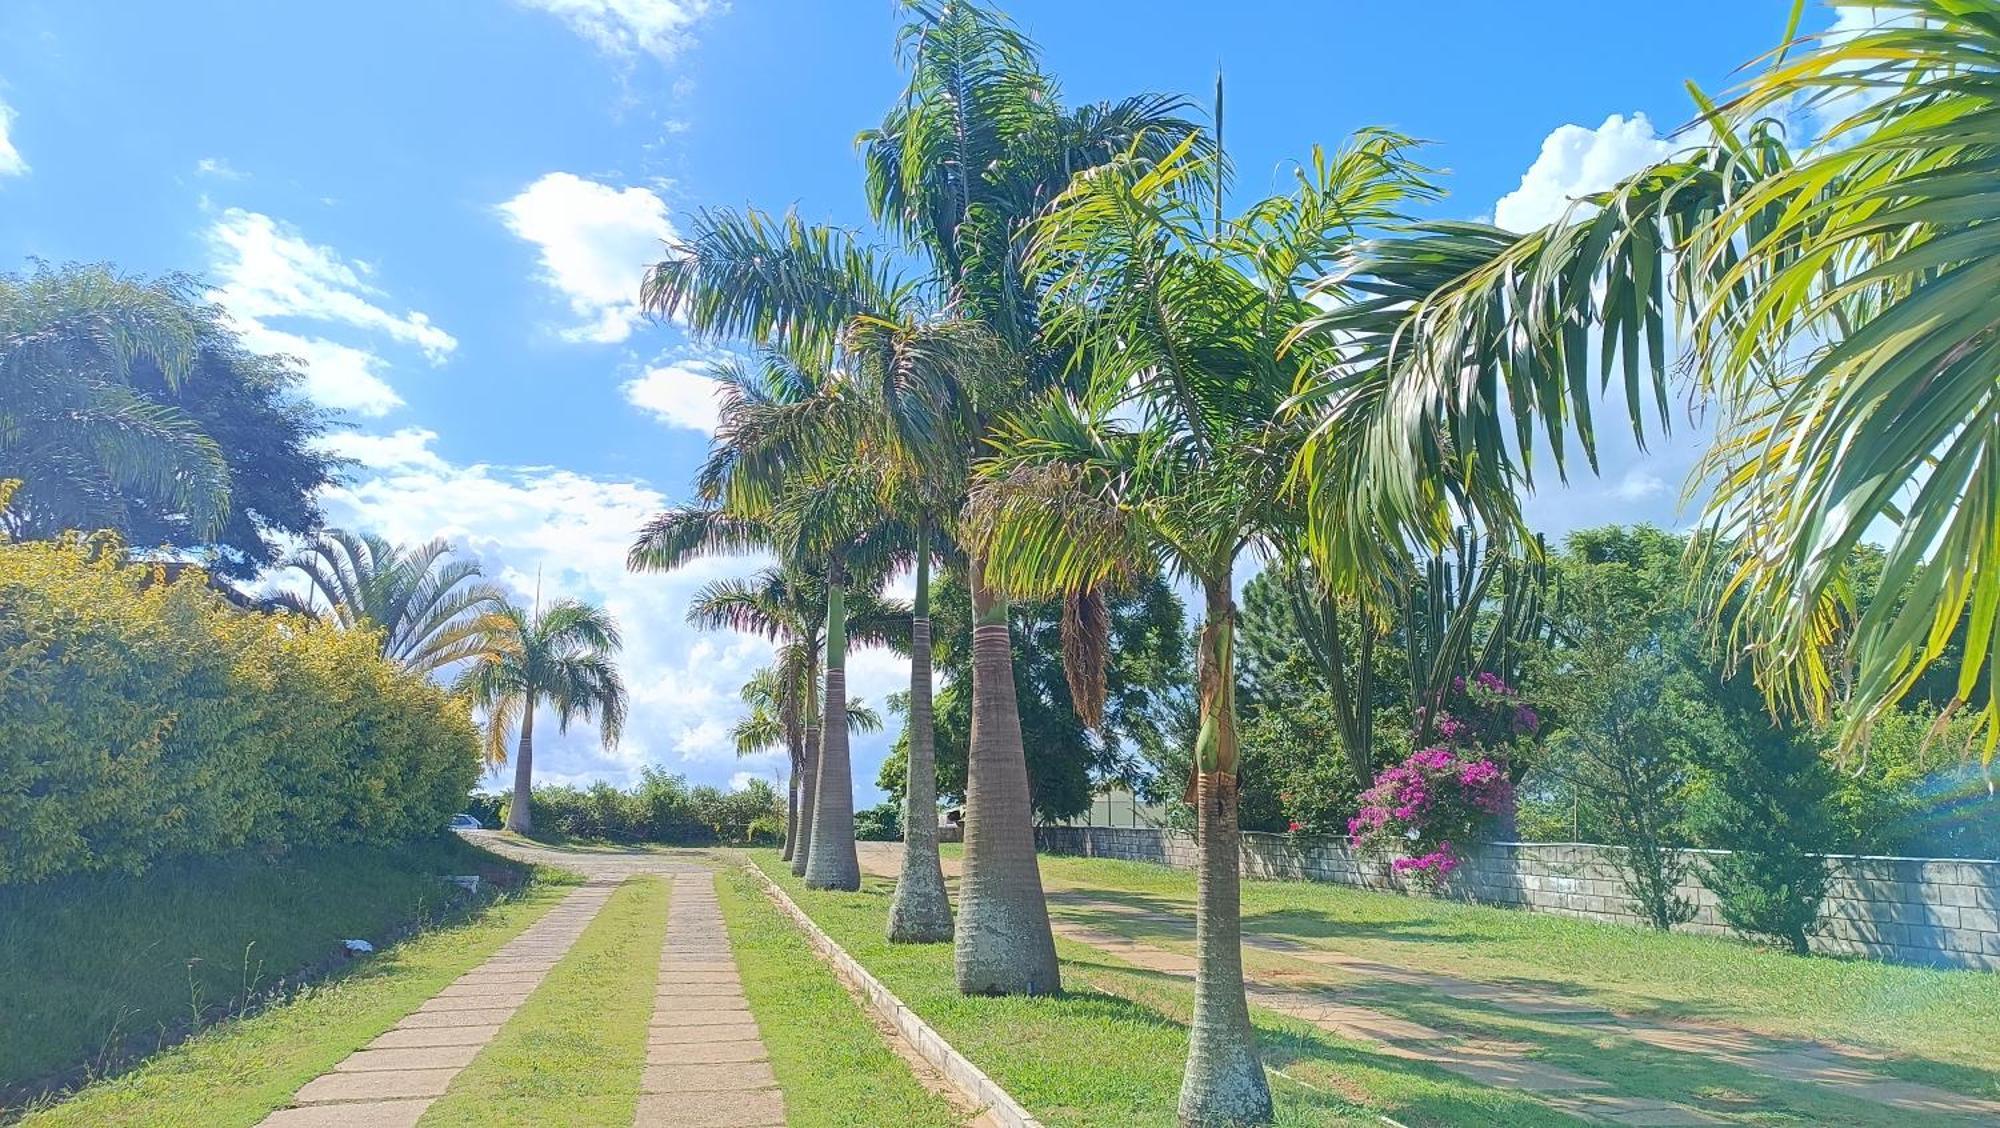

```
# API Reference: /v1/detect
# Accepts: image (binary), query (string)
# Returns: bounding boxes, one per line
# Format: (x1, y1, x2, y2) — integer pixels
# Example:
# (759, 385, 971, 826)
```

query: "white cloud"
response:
(622, 360, 721, 431)
(1613, 469, 1666, 501)
(1494, 113, 1676, 232)
(314, 427, 871, 796)
(194, 157, 244, 180)
(205, 210, 456, 415)
(0, 98, 26, 178)
(498, 172, 675, 344)
(519, 0, 717, 61)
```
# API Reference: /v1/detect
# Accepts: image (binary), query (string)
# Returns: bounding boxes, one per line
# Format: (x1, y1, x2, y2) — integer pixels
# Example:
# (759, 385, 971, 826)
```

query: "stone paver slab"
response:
(641, 1060, 779, 1093)
(633, 1089, 785, 1127)
(646, 1037, 770, 1064)
(395, 1006, 520, 1028)
(655, 981, 745, 997)
(368, 1024, 504, 1049)
(259, 1099, 433, 1128)
(652, 1006, 753, 1026)
(647, 1023, 764, 1045)
(295, 1067, 458, 1103)
(335, 1045, 484, 1072)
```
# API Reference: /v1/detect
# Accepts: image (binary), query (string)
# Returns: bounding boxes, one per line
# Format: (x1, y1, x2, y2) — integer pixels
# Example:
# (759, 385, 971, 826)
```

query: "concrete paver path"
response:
(256, 879, 617, 1128)
(636, 873, 785, 1128)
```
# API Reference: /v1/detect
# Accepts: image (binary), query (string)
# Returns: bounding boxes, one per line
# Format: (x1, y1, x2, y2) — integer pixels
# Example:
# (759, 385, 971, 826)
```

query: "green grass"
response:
(1001, 849, 2000, 1123)
(715, 867, 965, 1127)
(420, 876, 669, 1127)
(1025, 852, 2000, 1096)
(1, 834, 540, 1107)
(750, 852, 1407, 1128)
(14, 862, 579, 1127)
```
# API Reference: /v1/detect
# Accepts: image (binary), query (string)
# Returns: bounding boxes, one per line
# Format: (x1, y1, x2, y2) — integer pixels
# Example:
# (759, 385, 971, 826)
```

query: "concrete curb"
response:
(742, 861, 1045, 1128)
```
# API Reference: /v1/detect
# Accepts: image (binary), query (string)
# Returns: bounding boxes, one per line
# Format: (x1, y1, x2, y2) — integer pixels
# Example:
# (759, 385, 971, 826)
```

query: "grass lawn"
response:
(749, 851, 1552, 1127)
(1024, 850, 2000, 1105)
(715, 866, 967, 1127)
(421, 875, 669, 1127)
(13, 859, 579, 1127)
(1, 834, 542, 1109)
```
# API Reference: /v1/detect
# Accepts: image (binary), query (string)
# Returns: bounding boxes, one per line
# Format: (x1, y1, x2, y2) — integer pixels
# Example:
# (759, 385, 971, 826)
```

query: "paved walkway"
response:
(855, 842, 2000, 1127)
(638, 873, 785, 1128)
(258, 879, 618, 1128)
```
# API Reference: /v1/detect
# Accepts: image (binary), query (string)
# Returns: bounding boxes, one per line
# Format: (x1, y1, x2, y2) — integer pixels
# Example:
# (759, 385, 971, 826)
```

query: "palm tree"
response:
(1293, 0, 2000, 757)
(855, 0, 1208, 997)
(888, 516, 953, 942)
(0, 263, 230, 540)
(977, 124, 1435, 1124)
(732, 656, 888, 860)
(679, 560, 907, 874)
(285, 528, 505, 675)
(457, 595, 628, 835)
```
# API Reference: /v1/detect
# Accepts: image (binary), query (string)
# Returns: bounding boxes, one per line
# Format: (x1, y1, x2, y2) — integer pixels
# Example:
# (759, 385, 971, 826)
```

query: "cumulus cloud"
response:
(499, 172, 675, 344)
(205, 209, 456, 415)
(518, 0, 717, 61)
(1494, 113, 1676, 232)
(314, 427, 908, 799)
(622, 360, 721, 431)
(0, 97, 26, 178)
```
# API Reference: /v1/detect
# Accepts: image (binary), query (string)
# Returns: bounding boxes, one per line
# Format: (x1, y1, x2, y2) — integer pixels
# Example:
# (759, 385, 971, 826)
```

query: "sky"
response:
(0, 0, 1840, 805)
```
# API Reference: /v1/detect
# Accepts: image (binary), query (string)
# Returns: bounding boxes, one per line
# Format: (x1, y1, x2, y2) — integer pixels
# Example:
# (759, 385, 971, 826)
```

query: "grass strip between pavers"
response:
(748, 851, 1386, 1128)
(715, 867, 965, 1128)
(418, 875, 669, 1127)
(16, 867, 582, 1128)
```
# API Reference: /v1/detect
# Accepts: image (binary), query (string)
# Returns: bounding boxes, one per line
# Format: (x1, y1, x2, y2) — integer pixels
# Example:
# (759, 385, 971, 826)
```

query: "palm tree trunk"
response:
(804, 571, 860, 890)
(890, 528, 952, 942)
(792, 719, 819, 877)
(954, 551, 1060, 995)
(1178, 574, 1271, 1126)
(781, 728, 803, 862)
(505, 695, 536, 834)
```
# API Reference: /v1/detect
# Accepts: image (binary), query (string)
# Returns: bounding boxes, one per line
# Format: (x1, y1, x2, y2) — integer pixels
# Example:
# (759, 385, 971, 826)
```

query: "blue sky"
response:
(0, 1, 1827, 803)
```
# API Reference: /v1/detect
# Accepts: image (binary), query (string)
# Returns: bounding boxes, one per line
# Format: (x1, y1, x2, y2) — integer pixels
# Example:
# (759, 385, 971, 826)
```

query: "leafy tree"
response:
(854, 801, 904, 842)
(1, 263, 337, 575)
(879, 572, 1191, 824)
(457, 596, 628, 835)
(285, 528, 504, 675)
(1293, 1, 2000, 763)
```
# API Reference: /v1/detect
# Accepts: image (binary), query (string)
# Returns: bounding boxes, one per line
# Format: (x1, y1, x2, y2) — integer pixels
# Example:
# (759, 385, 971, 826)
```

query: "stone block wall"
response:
(1034, 826, 2000, 972)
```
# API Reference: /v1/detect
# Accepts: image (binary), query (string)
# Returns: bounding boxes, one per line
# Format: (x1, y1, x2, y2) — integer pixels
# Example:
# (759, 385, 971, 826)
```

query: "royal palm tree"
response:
(285, 527, 505, 675)
(0, 263, 230, 540)
(732, 655, 887, 860)
(855, 0, 1209, 996)
(1293, 0, 2000, 757)
(680, 560, 906, 873)
(457, 595, 628, 835)
(976, 125, 1435, 1124)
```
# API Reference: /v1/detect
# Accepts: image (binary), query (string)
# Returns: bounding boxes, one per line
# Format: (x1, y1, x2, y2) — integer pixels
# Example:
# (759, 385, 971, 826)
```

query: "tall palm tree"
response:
(977, 125, 1435, 1124)
(1293, 0, 2000, 757)
(888, 515, 953, 942)
(457, 596, 628, 835)
(855, 0, 1208, 997)
(285, 527, 505, 675)
(0, 263, 230, 540)
(679, 560, 906, 873)
(732, 655, 887, 860)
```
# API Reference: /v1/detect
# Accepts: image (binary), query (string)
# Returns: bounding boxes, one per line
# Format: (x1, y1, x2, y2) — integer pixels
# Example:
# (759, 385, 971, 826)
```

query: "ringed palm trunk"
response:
(890, 530, 952, 942)
(1179, 573, 1271, 1126)
(954, 551, 1060, 994)
(804, 572, 861, 890)
(781, 727, 804, 862)
(792, 716, 819, 877)
(505, 695, 536, 834)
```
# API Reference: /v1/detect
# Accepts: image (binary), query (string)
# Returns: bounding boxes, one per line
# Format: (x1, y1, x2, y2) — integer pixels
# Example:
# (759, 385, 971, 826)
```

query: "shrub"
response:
(508, 770, 782, 845)
(853, 801, 902, 842)
(1348, 745, 1513, 889)
(0, 535, 479, 885)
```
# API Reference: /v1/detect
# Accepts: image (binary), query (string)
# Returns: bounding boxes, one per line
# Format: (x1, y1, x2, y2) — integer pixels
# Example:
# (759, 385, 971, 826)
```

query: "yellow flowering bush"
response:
(0, 534, 479, 884)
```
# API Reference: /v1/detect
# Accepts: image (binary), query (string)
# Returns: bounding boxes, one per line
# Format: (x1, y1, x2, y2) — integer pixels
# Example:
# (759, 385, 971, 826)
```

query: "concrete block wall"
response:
(1034, 826, 2000, 972)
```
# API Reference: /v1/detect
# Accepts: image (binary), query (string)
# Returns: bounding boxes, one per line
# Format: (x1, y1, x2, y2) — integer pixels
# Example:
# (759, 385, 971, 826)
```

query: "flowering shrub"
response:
(1349, 670, 1525, 889)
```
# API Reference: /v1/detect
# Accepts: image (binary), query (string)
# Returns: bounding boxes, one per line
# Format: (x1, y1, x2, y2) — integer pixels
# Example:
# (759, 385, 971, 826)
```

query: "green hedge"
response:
(0, 535, 479, 885)
(512, 769, 783, 845)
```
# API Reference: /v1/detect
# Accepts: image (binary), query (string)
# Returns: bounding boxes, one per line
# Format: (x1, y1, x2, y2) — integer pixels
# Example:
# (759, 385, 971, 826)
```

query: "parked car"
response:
(448, 813, 483, 831)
